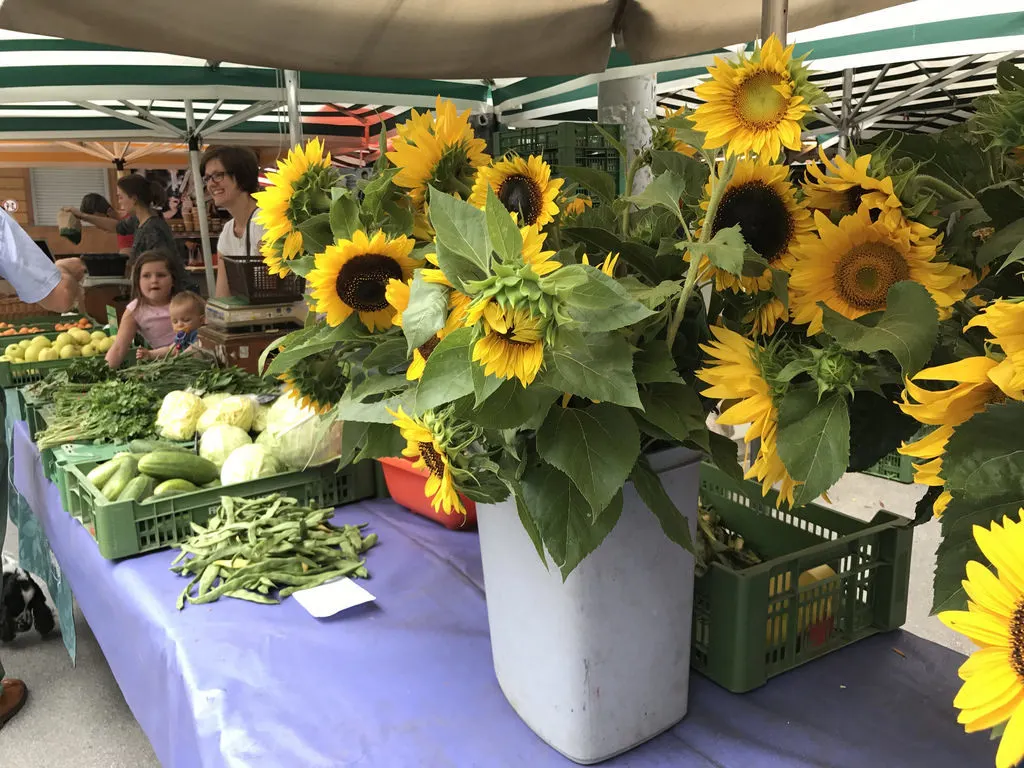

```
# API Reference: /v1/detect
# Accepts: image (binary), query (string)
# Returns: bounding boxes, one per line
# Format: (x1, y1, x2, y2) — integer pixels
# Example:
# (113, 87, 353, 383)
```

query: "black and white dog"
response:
(0, 554, 55, 642)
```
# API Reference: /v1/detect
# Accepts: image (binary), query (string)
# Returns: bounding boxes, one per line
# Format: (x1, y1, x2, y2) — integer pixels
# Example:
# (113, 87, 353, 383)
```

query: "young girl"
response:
(105, 251, 180, 369)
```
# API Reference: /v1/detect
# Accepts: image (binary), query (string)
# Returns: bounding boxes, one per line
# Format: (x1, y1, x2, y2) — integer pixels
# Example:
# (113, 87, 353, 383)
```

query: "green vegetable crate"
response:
(691, 464, 913, 693)
(861, 449, 916, 483)
(63, 459, 379, 559)
(492, 123, 623, 194)
(46, 443, 128, 510)
(0, 353, 130, 388)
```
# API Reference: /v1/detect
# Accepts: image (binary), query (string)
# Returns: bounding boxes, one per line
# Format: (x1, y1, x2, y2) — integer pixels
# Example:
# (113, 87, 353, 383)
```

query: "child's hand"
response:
(136, 348, 150, 361)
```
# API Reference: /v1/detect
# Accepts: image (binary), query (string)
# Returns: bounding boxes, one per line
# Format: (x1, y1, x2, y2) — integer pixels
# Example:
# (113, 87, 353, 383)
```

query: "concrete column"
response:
(597, 74, 657, 194)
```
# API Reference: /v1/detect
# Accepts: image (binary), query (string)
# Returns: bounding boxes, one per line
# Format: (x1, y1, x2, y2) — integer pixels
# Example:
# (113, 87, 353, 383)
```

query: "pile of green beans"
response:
(171, 493, 378, 609)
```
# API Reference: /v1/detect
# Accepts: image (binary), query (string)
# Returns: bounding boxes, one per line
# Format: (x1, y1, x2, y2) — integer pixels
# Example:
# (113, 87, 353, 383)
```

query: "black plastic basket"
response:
(82, 253, 129, 277)
(222, 255, 304, 304)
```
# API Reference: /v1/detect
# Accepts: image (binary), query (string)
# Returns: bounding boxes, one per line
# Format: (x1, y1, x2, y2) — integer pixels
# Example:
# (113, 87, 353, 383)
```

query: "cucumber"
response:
(138, 451, 217, 485)
(86, 457, 129, 488)
(100, 458, 138, 501)
(202, 479, 222, 489)
(152, 478, 197, 497)
(117, 475, 154, 503)
(129, 439, 191, 455)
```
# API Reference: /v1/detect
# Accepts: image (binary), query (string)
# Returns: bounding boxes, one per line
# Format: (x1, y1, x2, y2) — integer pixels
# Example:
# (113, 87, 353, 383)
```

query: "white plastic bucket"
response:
(478, 448, 701, 764)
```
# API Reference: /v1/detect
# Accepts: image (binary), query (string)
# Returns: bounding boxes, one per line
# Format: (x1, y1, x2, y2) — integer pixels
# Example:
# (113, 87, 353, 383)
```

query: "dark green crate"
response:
(493, 123, 623, 194)
(48, 443, 129, 510)
(1, 349, 136, 388)
(691, 464, 913, 693)
(63, 459, 378, 559)
(861, 450, 916, 483)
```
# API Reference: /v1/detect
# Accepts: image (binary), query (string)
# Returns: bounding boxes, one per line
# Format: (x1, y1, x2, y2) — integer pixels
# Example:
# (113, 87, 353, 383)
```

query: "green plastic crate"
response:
(0, 349, 135, 388)
(691, 464, 913, 693)
(47, 443, 129, 510)
(862, 450, 916, 483)
(62, 459, 378, 560)
(493, 123, 623, 194)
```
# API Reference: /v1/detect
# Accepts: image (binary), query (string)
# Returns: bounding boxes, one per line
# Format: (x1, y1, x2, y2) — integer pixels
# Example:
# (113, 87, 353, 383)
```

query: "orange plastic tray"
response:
(377, 456, 477, 530)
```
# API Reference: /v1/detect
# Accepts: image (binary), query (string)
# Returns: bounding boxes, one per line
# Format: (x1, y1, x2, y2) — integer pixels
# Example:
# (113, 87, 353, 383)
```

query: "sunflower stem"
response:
(911, 174, 971, 204)
(620, 150, 647, 236)
(665, 155, 737, 351)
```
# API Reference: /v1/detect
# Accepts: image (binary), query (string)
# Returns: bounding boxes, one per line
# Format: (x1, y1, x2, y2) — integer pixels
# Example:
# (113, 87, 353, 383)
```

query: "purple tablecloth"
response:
(12, 421, 996, 768)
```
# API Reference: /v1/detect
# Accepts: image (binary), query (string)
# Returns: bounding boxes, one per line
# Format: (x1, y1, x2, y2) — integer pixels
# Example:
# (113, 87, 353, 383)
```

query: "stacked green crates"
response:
(493, 123, 623, 195)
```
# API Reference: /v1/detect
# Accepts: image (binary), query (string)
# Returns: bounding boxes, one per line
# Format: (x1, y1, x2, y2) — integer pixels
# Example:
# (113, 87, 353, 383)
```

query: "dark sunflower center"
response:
(418, 441, 446, 478)
(834, 241, 909, 311)
(497, 174, 543, 225)
(712, 180, 794, 263)
(735, 71, 787, 128)
(418, 335, 442, 360)
(1011, 601, 1024, 680)
(335, 254, 405, 312)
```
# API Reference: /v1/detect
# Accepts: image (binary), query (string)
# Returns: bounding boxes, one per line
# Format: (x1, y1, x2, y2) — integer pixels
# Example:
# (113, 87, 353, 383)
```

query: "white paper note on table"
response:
(293, 578, 376, 618)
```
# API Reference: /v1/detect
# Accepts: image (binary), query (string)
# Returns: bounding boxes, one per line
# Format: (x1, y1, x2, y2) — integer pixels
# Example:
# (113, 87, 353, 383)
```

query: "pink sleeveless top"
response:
(126, 299, 176, 348)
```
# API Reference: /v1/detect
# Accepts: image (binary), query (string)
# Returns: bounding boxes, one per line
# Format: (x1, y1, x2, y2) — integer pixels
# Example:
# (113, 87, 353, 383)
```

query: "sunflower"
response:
(746, 294, 788, 337)
(308, 230, 416, 331)
(659, 106, 699, 157)
(386, 97, 490, 208)
(469, 301, 546, 386)
(254, 138, 335, 276)
(898, 357, 1006, 517)
(802, 147, 903, 217)
(789, 208, 968, 334)
(470, 154, 563, 228)
(694, 159, 813, 292)
(691, 35, 820, 161)
(520, 224, 561, 276)
(938, 513, 1024, 768)
(696, 325, 800, 506)
(279, 350, 346, 414)
(386, 278, 472, 380)
(389, 407, 466, 516)
(966, 300, 1024, 397)
(583, 252, 619, 276)
(563, 195, 593, 216)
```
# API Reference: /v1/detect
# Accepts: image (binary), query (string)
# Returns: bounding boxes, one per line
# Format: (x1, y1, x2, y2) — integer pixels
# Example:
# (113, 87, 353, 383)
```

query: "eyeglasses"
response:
(202, 171, 228, 186)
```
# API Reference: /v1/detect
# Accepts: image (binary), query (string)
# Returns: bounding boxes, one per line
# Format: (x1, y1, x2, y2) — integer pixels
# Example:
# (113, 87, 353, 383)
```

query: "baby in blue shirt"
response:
(141, 290, 205, 359)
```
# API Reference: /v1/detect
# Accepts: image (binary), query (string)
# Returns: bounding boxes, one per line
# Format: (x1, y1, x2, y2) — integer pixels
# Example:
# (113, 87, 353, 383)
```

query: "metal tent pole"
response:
(284, 70, 303, 147)
(184, 99, 216, 297)
(761, 0, 788, 43)
(838, 69, 854, 157)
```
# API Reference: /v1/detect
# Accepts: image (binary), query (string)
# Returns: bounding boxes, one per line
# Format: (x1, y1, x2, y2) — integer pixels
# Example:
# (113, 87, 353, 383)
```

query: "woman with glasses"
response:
(199, 146, 265, 298)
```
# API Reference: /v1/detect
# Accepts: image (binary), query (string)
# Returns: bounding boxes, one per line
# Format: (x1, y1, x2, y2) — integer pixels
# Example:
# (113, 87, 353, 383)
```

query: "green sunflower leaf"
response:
(537, 403, 640, 517)
(631, 455, 695, 554)
(285, 254, 316, 278)
(637, 382, 705, 444)
(687, 225, 746, 277)
(819, 280, 938, 376)
(934, 401, 1024, 611)
(471, 364, 504, 407)
(708, 431, 743, 481)
(265, 318, 362, 376)
(591, 122, 628, 160)
(362, 338, 411, 372)
(771, 269, 790, 310)
(562, 226, 662, 283)
(402, 272, 448, 354)
(649, 151, 709, 206)
(382, 199, 415, 238)
(457, 381, 559, 430)
(541, 264, 655, 332)
(354, 422, 405, 462)
(335, 389, 412, 424)
(556, 165, 617, 205)
(360, 167, 398, 222)
(415, 326, 476, 411)
(520, 462, 624, 580)
(329, 191, 360, 242)
(660, 115, 708, 157)
(428, 186, 491, 275)
(484, 185, 523, 264)
(298, 212, 333, 254)
(510, 481, 547, 565)
(625, 170, 688, 225)
(540, 330, 642, 408)
(634, 343, 684, 384)
(776, 389, 851, 507)
(338, 420, 369, 467)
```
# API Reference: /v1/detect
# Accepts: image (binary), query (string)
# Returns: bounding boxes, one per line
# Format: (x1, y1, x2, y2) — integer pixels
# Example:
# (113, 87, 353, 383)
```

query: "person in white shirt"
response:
(199, 146, 267, 298)
(0, 209, 85, 729)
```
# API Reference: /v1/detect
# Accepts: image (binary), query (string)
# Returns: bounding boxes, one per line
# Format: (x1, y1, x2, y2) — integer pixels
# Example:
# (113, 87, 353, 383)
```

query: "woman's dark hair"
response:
(130, 250, 179, 305)
(200, 146, 261, 194)
(117, 174, 166, 209)
(79, 193, 114, 216)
